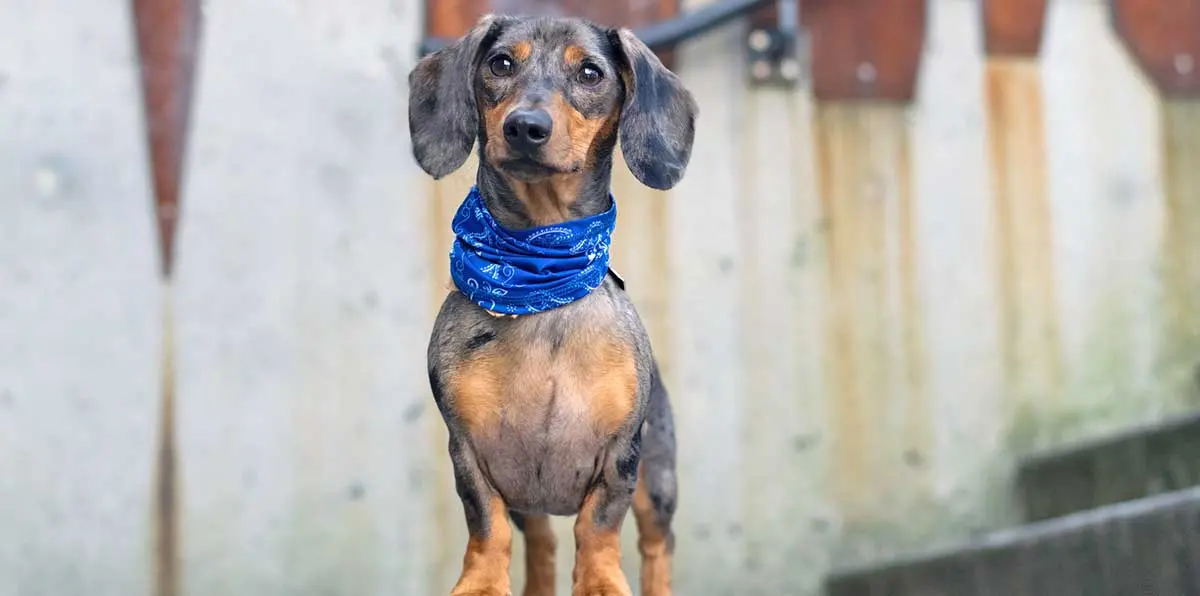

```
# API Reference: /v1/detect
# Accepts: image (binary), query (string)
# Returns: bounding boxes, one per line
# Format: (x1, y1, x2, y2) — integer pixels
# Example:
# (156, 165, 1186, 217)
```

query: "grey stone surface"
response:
(825, 487, 1200, 596)
(1018, 411, 1200, 521)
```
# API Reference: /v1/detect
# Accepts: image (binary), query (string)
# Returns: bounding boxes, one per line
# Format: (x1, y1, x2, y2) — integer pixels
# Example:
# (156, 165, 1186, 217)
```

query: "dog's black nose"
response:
(503, 109, 552, 153)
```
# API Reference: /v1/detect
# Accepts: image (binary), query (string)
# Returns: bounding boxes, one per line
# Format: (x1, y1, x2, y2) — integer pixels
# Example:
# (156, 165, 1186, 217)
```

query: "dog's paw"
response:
(571, 583, 631, 596)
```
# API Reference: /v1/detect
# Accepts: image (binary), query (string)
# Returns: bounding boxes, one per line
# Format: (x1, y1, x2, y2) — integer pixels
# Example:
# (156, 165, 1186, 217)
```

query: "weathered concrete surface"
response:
(172, 0, 434, 594)
(826, 486, 1200, 596)
(1018, 410, 1200, 522)
(4, 0, 1199, 594)
(1027, 0, 1177, 449)
(0, 1, 160, 594)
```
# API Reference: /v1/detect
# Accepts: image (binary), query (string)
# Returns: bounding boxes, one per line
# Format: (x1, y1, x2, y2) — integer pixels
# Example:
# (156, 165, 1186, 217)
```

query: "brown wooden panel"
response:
(1112, 0, 1200, 97)
(805, 0, 927, 102)
(982, 0, 1048, 57)
(425, 0, 679, 67)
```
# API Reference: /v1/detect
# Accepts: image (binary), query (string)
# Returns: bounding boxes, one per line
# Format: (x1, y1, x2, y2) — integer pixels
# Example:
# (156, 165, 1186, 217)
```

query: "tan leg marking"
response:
(571, 491, 631, 596)
(452, 495, 514, 596)
(633, 466, 672, 596)
(520, 514, 558, 596)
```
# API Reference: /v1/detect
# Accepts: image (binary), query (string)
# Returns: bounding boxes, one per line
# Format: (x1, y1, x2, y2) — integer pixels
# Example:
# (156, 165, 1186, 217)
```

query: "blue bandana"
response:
(449, 186, 617, 316)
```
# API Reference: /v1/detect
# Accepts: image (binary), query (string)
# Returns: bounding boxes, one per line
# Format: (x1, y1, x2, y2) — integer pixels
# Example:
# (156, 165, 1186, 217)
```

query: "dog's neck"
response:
(475, 157, 615, 230)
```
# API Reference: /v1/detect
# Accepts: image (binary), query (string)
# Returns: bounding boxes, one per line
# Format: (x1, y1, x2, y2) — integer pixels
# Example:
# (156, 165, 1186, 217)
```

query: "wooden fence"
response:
(1, 0, 1198, 595)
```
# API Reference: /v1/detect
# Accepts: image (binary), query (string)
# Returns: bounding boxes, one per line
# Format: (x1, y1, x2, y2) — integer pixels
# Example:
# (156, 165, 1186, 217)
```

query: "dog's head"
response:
(408, 15, 698, 190)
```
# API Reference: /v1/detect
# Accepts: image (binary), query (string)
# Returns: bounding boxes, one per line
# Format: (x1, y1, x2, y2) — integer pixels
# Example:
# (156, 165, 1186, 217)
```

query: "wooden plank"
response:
(1160, 101, 1200, 405)
(174, 1, 436, 594)
(0, 1, 160, 594)
(983, 58, 1064, 443)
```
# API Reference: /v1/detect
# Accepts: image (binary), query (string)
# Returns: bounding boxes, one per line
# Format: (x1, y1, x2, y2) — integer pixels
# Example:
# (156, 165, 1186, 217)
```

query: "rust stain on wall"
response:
(805, 0, 928, 102)
(153, 292, 179, 596)
(427, 0, 491, 38)
(815, 104, 931, 519)
(1111, 0, 1200, 97)
(984, 59, 1063, 431)
(1161, 101, 1200, 403)
(981, 0, 1048, 57)
(131, 1, 202, 594)
(815, 106, 865, 516)
(132, 0, 202, 279)
(894, 124, 930, 483)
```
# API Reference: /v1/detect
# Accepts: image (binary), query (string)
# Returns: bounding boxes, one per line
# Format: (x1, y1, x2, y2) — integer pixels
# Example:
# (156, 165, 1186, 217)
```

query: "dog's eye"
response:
(577, 64, 603, 86)
(489, 55, 515, 77)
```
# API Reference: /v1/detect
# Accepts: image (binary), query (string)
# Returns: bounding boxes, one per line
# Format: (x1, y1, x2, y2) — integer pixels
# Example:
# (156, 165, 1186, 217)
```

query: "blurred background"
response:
(2, 0, 1199, 594)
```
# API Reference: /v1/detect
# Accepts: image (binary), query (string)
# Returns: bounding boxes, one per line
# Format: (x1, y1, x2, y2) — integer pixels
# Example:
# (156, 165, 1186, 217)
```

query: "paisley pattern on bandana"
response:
(449, 186, 616, 316)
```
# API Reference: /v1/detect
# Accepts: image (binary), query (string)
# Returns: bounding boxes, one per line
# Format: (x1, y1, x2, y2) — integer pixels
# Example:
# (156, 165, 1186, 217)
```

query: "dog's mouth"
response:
(499, 156, 582, 179)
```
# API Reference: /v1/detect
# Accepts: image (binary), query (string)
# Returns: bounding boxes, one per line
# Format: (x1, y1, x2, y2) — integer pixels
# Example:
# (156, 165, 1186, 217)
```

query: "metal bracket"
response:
(745, 0, 807, 88)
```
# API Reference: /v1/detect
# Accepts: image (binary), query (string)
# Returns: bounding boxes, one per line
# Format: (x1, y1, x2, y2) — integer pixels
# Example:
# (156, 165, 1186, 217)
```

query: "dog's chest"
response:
(446, 314, 640, 514)
(449, 320, 637, 440)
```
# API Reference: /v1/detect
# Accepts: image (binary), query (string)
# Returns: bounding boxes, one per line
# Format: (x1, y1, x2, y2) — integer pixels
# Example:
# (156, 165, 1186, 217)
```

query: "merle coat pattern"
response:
(409, 15, 696, 596)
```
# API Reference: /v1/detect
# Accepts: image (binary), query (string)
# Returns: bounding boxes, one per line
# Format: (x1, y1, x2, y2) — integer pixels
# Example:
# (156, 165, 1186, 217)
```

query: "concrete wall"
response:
(2, 0, 1198, 595)
(0, 1, 160, 593)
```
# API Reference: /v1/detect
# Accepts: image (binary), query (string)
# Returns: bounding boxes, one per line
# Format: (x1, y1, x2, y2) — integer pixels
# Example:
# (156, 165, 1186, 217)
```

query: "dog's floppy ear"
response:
(409, 15, 510, 179)
(608, 28, 698, 190)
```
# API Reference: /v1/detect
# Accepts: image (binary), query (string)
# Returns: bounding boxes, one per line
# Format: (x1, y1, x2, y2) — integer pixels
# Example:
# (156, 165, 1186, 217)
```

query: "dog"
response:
(408, 14, 697, 596)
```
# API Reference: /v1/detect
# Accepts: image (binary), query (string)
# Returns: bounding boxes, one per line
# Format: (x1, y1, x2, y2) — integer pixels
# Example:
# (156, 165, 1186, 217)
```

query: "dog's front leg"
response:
(511, 512, 557, 596)
(448, 438, 514, 596)
(571, 438, 640, 596)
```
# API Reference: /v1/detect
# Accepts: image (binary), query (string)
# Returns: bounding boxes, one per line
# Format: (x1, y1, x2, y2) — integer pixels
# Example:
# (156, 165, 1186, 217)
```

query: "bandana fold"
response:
(449, 186, 616, 316)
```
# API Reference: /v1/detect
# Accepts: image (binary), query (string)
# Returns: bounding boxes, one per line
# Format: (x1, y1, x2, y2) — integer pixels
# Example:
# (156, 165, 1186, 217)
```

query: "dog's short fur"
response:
(409, 15, 696, 596)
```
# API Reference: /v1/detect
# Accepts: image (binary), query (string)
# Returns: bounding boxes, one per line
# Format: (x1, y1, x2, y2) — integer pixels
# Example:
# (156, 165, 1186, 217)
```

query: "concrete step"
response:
(824, 486, 1200, 596)
(1016, 410, 1200, 522)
